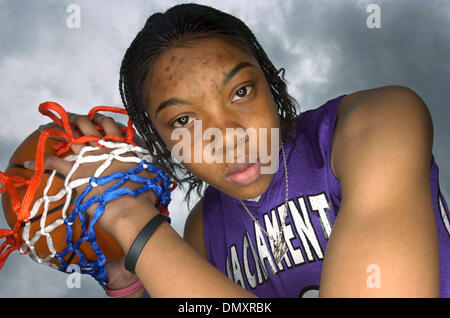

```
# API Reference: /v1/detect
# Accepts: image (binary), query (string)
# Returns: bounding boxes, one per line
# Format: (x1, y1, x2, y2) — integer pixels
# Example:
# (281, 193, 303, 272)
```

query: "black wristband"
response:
(124, 213, 171, 274)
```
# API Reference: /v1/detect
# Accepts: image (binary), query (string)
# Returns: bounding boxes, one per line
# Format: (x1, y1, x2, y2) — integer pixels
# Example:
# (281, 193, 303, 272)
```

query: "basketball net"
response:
(0, 101, 176, 286)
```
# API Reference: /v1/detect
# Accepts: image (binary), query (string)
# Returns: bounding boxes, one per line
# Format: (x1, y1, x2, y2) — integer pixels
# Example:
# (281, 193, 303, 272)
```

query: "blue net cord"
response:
(54, 160, 172, 287)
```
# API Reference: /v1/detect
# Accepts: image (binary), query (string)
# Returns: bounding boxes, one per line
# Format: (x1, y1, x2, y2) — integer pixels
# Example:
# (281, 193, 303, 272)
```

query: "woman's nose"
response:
(206, 111, 248, 158)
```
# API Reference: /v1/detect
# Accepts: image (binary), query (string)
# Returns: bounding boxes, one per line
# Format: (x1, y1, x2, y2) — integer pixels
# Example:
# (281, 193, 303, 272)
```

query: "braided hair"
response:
(119, 3, 300, 207)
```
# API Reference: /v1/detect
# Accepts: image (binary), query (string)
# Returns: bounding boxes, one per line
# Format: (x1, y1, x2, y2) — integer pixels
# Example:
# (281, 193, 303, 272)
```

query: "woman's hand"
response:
(24, 112, 161, 238)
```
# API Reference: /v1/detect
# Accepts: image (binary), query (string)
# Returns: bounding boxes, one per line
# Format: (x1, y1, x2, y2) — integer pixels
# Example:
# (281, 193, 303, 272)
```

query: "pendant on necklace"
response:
(272, 235, 288, 264)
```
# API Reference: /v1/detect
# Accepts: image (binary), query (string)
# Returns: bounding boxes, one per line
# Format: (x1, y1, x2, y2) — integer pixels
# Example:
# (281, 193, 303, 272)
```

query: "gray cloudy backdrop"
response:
(0, 0, 449, 297)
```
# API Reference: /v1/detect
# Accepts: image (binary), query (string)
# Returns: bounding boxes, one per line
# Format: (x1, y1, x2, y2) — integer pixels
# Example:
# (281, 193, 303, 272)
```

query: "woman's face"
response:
(145, 38, 280, 200)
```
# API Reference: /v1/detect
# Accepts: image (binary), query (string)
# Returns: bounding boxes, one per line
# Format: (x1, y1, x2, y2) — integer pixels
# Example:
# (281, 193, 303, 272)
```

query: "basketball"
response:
(1, 126, 124, 269)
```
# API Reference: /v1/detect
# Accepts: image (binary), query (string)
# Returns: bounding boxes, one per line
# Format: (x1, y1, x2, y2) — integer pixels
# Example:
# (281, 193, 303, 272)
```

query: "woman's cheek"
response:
(183, 161, 222, 183)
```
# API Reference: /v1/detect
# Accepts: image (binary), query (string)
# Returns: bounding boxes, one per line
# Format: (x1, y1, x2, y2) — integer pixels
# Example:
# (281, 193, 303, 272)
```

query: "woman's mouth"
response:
(225, 158, 261, 186)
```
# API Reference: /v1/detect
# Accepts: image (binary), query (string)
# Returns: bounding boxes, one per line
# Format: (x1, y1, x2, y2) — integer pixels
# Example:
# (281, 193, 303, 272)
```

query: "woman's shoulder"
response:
(331, 85, 432, 180)
(296, 85, 421, 136)
(332, 85, 429, 143)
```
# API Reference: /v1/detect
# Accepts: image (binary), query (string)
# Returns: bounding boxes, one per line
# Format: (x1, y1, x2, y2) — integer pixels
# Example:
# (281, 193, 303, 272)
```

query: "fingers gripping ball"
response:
(0, 101, 176, 287)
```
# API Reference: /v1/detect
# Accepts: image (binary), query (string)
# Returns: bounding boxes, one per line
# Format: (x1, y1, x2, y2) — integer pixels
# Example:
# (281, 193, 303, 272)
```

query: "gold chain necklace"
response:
(239, 141, 289, 264)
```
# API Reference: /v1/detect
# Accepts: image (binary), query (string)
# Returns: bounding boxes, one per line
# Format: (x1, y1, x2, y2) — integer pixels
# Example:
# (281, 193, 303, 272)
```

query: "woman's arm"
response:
(103, 198, 208, 298)
(320, 86, 440, 297)
(112, 199, 256, 298)
(183, 199, 208, 259)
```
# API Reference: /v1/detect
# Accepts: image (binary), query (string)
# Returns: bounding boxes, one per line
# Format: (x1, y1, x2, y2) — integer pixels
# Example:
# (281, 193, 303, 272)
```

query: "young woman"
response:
(27, 3, 450, 297)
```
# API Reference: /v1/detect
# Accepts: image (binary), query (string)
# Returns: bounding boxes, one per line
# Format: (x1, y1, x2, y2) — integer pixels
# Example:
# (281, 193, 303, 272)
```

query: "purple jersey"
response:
(202, 94, 450, 297)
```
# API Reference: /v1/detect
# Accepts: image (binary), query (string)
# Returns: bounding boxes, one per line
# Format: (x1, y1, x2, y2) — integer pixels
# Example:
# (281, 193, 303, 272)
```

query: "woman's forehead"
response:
(155, 38, 252, 74)
(146, 39, 259, 110)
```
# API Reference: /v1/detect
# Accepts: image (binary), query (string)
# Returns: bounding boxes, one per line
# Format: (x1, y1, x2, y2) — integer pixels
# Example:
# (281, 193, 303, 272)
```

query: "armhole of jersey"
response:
(324, 95, 348, 213)
(201, 186, 215, 265)
(327, 94, 347, 183)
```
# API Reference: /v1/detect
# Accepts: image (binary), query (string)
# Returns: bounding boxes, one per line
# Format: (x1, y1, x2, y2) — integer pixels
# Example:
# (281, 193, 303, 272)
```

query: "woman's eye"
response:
(232, 85, 253, 102)
(172, 115, 194, 128)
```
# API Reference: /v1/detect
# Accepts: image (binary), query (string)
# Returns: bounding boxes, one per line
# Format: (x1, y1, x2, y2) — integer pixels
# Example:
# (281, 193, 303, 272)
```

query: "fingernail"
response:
(23, 160, 33, 169)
